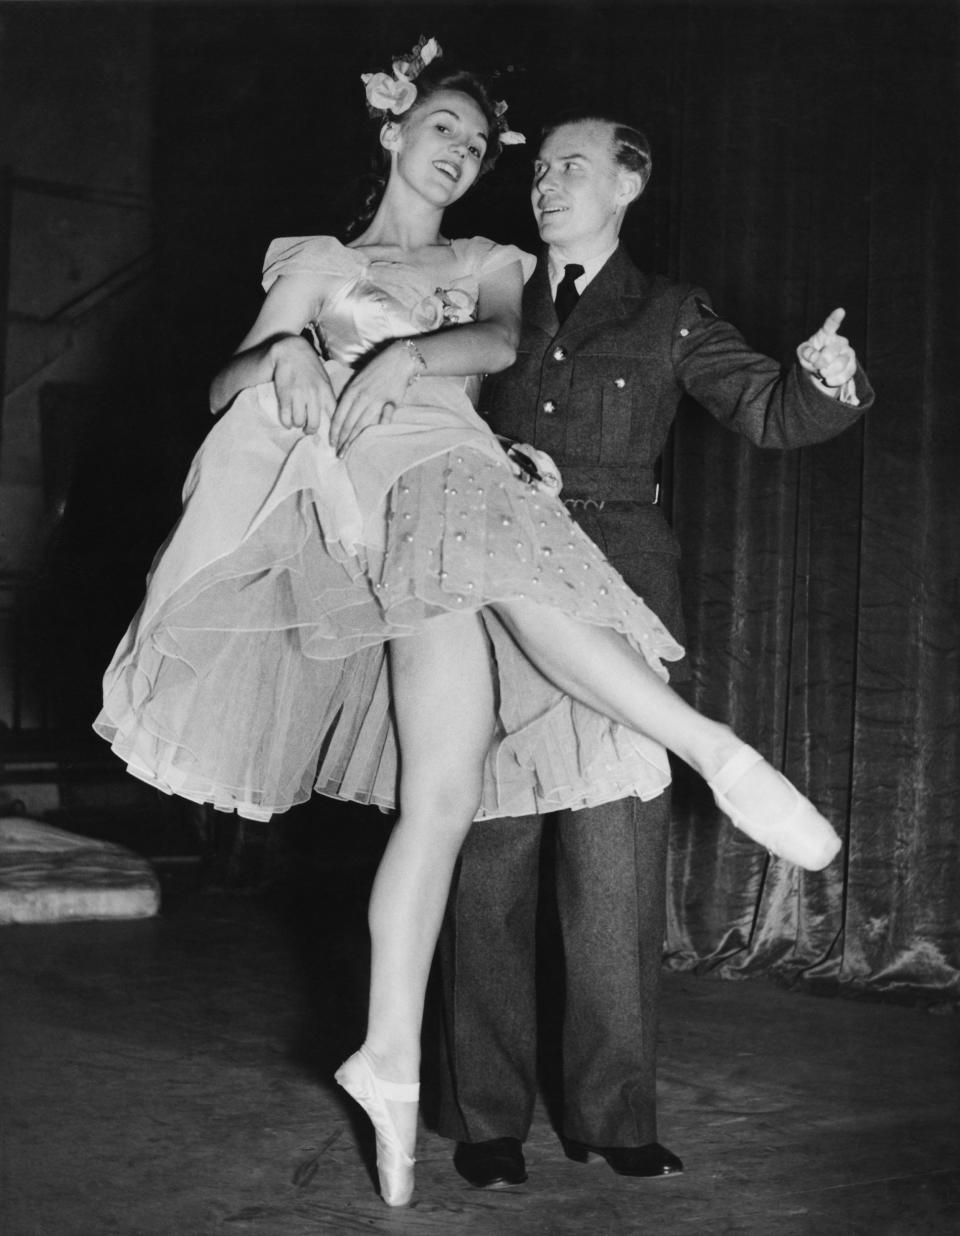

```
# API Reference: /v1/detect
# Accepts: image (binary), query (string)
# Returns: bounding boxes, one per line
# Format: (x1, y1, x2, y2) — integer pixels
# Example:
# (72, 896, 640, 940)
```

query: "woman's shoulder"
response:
(261, 235, 364, 291)
(450, 236, 538, 283)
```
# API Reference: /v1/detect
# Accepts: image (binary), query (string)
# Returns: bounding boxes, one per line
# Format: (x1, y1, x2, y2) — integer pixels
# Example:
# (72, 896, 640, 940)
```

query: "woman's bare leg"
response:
(358, 611, 496, 1153)
(491, 599, 796, 821)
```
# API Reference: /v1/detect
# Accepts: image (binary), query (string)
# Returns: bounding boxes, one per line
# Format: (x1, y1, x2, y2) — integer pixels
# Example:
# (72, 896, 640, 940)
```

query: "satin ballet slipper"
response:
(707, 745, 842, 871)
(335, 1047, 420, 1207)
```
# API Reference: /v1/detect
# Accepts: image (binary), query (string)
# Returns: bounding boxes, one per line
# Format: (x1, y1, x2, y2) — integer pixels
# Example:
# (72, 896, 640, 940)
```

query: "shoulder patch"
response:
(695, 296, 719, 321)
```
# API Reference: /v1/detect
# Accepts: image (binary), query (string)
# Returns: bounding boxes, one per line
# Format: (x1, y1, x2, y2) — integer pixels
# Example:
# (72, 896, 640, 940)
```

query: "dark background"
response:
(1, 0, 958, 999)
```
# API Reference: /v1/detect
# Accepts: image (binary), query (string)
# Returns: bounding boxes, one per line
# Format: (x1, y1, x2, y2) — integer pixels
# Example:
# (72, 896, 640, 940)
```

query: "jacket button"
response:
(614, 377, 626, 388)
(542, 400, 557, 414)
(552, 346, 567, 361)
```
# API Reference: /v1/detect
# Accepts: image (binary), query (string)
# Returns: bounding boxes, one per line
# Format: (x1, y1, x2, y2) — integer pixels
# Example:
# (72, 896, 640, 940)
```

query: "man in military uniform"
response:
(434, 115, 872, 1188)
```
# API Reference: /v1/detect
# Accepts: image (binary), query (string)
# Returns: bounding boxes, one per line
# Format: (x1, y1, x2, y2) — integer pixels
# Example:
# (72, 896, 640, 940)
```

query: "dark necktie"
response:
(554, 263, 585, 325)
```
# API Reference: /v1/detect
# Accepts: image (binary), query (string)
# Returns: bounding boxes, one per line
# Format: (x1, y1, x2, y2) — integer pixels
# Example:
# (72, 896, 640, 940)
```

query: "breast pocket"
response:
(598, 373, 634, 463)
(565, 359, 636, 462)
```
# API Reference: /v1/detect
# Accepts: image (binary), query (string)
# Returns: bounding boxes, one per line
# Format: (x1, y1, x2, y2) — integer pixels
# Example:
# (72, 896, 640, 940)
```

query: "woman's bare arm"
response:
(208, 272, 337, 433)
(330, 259, 523, 452)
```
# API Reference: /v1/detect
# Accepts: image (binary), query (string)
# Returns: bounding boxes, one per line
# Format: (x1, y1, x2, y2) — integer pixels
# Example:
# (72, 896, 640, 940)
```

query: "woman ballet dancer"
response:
(95, 39, 841, 1207)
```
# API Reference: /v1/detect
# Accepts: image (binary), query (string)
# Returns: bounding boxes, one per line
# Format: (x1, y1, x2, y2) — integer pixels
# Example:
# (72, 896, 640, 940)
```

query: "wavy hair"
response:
(341, 63, 506, 242)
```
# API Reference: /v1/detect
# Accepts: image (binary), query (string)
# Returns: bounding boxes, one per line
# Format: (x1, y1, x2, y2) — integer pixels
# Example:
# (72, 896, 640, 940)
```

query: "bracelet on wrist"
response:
(399, 337, 428, 387)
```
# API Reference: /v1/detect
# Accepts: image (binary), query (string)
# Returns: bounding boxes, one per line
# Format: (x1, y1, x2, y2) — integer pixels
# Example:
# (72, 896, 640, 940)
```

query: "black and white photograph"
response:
(1, 1, 958, 1232)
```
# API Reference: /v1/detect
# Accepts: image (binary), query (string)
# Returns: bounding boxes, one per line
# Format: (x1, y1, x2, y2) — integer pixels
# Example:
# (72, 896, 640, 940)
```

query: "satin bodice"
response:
(260, 235, 535, 409)
(313, 247, 480, 369)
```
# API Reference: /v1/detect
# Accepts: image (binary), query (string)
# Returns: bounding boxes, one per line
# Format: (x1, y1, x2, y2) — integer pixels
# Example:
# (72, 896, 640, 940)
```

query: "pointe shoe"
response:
(707, 745, 842, 871)
(335, 1047, 419, 1207)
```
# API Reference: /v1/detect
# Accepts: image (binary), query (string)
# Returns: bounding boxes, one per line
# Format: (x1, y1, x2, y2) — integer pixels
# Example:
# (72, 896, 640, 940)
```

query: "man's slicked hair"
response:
(541, 112, 653, 194)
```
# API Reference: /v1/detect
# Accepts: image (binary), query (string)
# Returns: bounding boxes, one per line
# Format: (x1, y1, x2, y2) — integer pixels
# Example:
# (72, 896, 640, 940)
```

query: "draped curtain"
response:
(143, 0, 959, 999)
(658, 1, 960, 1000)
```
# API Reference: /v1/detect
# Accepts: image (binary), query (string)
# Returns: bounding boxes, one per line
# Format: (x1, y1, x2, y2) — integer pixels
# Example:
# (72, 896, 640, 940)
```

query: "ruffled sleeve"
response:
(261, 236, 362, 292)
(453, 236, 537, 285)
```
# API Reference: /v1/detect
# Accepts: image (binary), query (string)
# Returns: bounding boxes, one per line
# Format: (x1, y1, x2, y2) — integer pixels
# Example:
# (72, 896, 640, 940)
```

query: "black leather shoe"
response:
(454, 1137, 528, 1187)
(564, 1139, 683, 1177)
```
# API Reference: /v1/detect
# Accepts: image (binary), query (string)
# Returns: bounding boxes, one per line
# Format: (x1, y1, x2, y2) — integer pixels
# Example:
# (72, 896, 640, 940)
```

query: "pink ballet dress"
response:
(94, 236, 684, 822)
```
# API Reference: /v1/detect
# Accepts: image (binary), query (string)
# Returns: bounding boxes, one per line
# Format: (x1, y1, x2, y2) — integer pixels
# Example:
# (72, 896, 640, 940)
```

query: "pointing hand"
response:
(797, 307, 858, 391)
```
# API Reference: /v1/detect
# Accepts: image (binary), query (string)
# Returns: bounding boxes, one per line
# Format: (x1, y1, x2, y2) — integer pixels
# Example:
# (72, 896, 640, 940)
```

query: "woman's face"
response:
(388, 89, 490, 206)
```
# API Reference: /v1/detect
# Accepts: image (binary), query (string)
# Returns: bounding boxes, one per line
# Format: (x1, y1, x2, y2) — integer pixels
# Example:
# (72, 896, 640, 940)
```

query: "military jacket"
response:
(480, 245, 874, 657)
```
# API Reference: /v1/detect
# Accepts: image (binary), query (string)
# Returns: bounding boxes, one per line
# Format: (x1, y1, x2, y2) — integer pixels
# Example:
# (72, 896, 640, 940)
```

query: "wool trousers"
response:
(433, 791, 670, 1147)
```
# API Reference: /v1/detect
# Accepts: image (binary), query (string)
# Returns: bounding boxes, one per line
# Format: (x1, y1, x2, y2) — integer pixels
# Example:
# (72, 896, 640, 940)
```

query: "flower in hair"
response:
(362, 35, 443, 118)
(362, 72, 418, 116)
(393, 35, 441, 81)
(493, 99, 526, 146)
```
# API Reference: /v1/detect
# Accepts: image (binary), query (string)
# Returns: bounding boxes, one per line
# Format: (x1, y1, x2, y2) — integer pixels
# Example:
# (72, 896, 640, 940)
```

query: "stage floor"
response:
(1, 860, 958, 1235)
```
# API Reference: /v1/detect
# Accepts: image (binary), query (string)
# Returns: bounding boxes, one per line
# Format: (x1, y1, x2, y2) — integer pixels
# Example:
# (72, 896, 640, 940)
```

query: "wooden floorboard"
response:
(1, 880, 957, 1235)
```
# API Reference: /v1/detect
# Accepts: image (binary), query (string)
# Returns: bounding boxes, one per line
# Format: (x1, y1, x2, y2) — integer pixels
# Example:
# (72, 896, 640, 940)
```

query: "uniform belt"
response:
(560, 466, 659, 505)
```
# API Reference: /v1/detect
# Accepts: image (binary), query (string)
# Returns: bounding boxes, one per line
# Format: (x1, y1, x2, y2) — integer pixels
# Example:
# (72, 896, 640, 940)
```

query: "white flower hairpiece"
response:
(493, 98, 526, 145)
(361, 37, 526, 147)
(361, 35, 442, 117)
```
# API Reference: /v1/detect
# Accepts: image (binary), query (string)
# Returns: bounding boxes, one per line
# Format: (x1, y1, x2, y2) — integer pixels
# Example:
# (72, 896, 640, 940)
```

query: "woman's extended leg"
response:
(491, 599, 840, 869)
(492, 599, 739, 774)
(337, 610, 496, 1205)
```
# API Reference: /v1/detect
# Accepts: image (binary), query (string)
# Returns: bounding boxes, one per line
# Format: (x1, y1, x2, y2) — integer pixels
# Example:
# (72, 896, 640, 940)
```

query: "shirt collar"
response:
(547, 242, 619, 297)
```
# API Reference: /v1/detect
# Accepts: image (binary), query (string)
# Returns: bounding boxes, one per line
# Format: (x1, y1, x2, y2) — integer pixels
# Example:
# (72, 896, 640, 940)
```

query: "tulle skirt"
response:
(95, 381, 684, 821)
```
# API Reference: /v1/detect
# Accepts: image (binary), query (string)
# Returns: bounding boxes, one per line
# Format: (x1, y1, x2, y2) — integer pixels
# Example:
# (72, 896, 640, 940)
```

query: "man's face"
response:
(531, 120, 626, 252)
